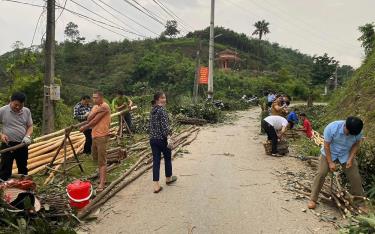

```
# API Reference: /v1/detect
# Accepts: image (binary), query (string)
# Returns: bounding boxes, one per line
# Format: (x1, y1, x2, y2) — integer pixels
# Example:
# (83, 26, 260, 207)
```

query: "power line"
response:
(3, 0, 130, 39)
(2, 0, 45, 8)
(96, 0, 159, 36)
(56, 0, 68, 22)
(246, 0, 357, 51)
(156, 0, 194, 31)
(223, 0, 348, 55)
(89, 0, 142, 35)
(152, 0, 190, 32)
(131, 0, 166, 23)
(261, 0, 358, 49)
(69, 0, 146, 38)
(151, 0, 189, 33)
(121, 0, 165, 26)
(31, 6, 46, 47)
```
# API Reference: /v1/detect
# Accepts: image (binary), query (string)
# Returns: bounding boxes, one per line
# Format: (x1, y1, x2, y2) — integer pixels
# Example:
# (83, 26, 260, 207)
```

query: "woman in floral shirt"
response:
(149, 92, 177, 193)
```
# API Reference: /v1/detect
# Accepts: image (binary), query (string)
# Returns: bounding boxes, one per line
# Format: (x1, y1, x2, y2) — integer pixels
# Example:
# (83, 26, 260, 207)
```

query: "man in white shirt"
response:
(261, 115, 288, 156)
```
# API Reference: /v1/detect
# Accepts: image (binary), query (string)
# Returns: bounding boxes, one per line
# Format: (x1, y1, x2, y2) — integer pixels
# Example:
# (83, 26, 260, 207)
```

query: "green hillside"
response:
(327, 47, 375, 143)
(0, 27, 353, 105)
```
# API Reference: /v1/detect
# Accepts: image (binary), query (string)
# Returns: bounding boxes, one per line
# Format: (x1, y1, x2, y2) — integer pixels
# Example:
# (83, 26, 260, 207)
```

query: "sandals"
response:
(96, 187, 105, 193)
(154, 186, 163, 193)
(166, 176, 178, 185)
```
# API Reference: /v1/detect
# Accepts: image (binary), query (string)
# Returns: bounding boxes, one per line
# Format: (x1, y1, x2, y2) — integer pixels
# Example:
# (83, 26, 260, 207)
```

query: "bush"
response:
(221, 99, 251, 111)
(170, 102, 223, 123)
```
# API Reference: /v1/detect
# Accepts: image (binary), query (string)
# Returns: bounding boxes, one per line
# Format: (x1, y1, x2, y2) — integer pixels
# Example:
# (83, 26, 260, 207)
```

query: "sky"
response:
(0, 0, 374, 68)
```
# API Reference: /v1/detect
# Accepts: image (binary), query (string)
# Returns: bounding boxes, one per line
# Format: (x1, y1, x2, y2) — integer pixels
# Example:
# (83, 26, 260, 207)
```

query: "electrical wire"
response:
(156, 0, 193, 30)
(31, 6, 46, 47)
(3, 0, 130, 39)
(131, 0, 166, 23)
(152, 0, 190, 33)
(96, 0, 159, 36)
(89, 0, 141, 35)
(55, 0, 68, 22)
(69, 0, 147, 37)
(121, 0, 165, 26)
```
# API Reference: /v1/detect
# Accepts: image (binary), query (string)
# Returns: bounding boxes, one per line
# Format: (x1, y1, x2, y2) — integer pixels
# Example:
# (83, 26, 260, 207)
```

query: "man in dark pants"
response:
(262, 115, 288, 156)
(74, 95, 92, 154)
(0, 92, 33, 181)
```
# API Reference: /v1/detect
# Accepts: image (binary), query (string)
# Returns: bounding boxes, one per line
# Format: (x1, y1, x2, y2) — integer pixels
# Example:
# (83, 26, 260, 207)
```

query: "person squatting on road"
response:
(261, 115, 288, 157)
(0, 92, 33, 181)
(308, 117, 366, 210)
(74, 95, 93, 154)
(297, 113, 313, 139)
(149, 92, 177, 193)
(80, 91, 111, 193)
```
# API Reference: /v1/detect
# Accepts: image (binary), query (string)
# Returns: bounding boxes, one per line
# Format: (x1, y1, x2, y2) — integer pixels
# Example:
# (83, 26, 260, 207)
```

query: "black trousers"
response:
(150, 138, 172, 181)
(0, 142, 28, 181)
(124, 112, 132, 130)
(261, 120, 278, 154)
(83, 129, 92, 154)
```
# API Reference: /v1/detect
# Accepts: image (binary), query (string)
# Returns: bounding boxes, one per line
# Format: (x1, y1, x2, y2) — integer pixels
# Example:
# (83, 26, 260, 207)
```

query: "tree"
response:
(311, 53, 338, 85)
(64, 22, 85, 43)
(358, 23, 375, 56)
(163, 20, 180, 38)
(252, 20, 270, 40)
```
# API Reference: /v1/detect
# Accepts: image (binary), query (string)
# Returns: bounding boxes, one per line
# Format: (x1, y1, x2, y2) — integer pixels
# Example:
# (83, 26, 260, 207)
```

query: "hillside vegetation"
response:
(326, 48, 375, 143)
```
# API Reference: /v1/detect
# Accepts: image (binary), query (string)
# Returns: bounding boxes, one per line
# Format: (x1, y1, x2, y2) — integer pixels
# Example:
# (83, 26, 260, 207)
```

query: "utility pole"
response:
(193, 39, 201, 104)
(334, 66, 338, 90)
(42, 0, 55, 134)
(208, 0, 215, 99)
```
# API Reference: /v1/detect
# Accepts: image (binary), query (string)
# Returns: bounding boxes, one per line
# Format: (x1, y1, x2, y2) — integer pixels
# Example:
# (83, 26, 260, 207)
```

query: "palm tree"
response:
(252, 20, 270, 40)
(252, 20, 270, 73)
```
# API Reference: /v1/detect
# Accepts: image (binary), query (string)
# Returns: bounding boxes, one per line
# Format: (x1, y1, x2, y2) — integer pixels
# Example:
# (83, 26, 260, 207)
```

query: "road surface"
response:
(81, 109, 336, 234)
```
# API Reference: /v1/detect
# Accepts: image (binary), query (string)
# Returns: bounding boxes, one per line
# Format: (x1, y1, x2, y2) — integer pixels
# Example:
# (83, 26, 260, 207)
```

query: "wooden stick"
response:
(78, 153, 150, 218)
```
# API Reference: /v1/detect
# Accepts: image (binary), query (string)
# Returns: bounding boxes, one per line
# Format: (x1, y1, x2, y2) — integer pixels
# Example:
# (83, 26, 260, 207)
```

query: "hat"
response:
(2, 188, 41, 212)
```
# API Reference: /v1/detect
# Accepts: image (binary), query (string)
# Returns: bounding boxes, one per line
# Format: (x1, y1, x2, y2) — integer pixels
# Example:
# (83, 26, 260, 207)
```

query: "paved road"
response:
(82, 109, 336, 234)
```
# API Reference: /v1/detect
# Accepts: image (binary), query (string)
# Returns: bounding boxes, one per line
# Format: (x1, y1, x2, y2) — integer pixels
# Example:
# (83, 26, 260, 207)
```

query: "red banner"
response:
(199, 67, 209, 84)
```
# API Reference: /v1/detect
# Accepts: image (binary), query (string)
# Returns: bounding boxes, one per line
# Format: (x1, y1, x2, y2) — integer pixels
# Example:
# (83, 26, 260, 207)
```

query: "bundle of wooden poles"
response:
(77, 126, 200, 220)
(0, 110, 129, 179)
(290, 171, 369, 218)
(13, 131, 86, 176)
(312, 130, 324, 146)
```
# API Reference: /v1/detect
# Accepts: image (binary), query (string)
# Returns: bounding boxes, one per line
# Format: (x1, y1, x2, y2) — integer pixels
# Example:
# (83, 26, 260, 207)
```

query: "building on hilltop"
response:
(216, 49, 241, 70)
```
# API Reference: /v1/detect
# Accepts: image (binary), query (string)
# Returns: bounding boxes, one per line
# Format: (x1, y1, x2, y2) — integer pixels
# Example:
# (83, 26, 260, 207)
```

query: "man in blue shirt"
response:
(287, 109, 299, 129)
(308, 117, 365, 209)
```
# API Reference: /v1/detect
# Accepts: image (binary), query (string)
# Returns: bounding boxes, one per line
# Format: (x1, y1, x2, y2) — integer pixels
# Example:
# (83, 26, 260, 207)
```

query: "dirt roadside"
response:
(79, 108, 338, 234)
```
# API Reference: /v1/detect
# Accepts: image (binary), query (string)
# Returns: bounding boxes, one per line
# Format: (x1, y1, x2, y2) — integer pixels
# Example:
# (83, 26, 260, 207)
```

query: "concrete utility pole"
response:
(334, 66, 338, 90)
(193, 39, 201, 104)
(42, 0, 56, 134)
(208, 0, 215, 99)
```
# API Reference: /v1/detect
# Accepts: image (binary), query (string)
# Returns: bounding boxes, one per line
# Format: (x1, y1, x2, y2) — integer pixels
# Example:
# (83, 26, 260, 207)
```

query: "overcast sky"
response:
(1, 0, 374, 68)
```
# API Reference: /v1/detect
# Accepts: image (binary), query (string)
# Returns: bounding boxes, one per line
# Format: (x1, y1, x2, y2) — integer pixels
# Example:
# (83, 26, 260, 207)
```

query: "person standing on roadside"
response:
(80, 91, 111, 192)
(74, 95, 92, 154)
(0, 92, 33, 180)
(308, 117, 365, 210)
(149, 92, 177, 193)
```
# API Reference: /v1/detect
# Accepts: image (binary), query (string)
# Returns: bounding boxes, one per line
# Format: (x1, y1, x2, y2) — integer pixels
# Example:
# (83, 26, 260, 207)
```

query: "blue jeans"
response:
(150, 138, 172, 181)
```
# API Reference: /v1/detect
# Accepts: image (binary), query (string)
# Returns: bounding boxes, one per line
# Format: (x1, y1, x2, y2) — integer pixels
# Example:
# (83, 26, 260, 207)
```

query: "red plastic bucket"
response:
(66, 180, 92, 209)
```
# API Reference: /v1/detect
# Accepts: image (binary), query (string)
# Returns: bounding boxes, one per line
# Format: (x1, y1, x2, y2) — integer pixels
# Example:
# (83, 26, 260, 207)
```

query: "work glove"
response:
(167, 138, 174, 150)
(22, 136, 32, 145)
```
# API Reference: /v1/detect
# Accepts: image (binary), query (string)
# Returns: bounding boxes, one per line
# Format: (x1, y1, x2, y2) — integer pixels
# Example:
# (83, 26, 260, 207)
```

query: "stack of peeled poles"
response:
(12, 131, 86, 176)
(9, 122, 120, 177)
